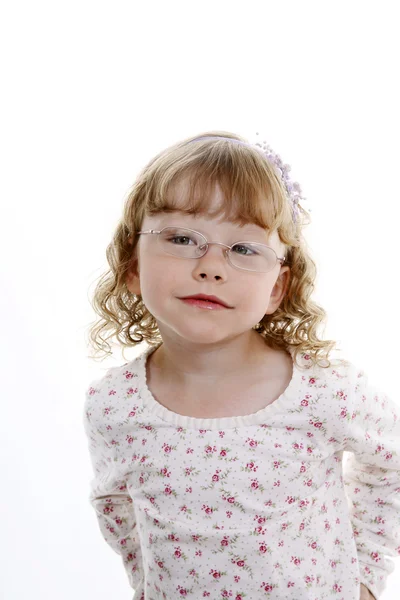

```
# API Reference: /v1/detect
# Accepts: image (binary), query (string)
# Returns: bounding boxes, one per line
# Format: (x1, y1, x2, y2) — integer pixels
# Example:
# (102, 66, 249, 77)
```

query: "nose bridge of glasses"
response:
(198, 240, 231, 257)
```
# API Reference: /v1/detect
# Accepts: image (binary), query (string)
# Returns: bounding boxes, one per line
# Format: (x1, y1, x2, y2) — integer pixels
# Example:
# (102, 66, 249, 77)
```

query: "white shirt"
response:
(83, 342, 400, 599)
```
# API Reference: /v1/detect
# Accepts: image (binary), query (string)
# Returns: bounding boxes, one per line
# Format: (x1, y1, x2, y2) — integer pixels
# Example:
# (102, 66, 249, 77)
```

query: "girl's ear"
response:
(125, 257, 141, 296)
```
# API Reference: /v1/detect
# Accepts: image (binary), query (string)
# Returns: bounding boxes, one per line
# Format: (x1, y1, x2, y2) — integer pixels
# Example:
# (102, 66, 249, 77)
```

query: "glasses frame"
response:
(137, 226, 286, 273)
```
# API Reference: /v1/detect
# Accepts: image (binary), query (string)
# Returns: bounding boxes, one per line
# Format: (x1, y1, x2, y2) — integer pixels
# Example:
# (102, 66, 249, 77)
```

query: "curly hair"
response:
(85, 130, 340, 371)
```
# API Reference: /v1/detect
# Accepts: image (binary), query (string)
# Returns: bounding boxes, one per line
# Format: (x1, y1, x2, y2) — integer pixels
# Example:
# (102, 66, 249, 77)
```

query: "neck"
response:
(149, 330, 274, 387)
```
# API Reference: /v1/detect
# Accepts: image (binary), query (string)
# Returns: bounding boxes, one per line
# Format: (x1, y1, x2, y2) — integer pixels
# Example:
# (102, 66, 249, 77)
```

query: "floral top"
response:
(83, 342, 400, 600)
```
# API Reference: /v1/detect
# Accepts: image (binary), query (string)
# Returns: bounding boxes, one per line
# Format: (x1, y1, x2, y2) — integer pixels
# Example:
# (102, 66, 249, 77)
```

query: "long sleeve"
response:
(343, 365, 400, 599)
(83, 381, 142, 591)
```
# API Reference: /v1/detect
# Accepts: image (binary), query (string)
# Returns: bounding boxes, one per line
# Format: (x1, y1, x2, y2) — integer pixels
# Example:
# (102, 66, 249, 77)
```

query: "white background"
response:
(1, 1, 399, 598)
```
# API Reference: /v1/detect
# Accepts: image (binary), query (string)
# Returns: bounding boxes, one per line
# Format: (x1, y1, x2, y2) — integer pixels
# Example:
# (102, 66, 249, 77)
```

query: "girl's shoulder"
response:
(84, 343, 153, 412)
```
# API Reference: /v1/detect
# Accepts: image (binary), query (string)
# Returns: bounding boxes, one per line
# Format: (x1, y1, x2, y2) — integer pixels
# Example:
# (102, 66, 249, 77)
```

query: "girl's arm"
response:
(83, 379, 142, 590)
(343, 365, 400, 600)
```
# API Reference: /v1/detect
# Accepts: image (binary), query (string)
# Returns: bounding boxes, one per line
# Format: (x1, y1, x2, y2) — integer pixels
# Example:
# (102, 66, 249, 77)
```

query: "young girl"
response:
(83, 131, 399, 600)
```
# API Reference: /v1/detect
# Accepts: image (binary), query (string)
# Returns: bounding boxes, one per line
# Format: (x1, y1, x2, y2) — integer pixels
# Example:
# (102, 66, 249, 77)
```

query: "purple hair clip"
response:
(189, 134, 308, 224)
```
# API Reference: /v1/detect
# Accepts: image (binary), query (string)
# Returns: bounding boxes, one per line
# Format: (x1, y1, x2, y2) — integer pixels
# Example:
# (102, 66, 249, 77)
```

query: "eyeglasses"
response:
(137, 226, 286, 273)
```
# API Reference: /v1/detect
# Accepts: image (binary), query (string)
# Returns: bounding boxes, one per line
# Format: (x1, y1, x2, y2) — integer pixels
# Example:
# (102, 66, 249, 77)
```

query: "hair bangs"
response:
(142, 135, 291, 233)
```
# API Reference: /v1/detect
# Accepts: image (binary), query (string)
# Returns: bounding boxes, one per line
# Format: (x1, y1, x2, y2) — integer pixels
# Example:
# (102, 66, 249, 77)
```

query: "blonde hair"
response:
(86, 130, 339, 370)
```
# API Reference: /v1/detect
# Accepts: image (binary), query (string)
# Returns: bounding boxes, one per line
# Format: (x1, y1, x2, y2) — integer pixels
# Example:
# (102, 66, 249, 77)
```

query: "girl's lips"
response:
(180, 298, 228, 310)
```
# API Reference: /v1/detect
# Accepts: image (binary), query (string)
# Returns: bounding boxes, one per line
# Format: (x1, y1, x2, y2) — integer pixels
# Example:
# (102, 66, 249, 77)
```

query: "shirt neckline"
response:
(133, 342, 310, 430)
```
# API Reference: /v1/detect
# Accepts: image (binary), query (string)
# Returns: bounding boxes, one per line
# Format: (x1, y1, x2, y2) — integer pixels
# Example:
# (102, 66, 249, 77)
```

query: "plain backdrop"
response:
(1, 1, 399, 599)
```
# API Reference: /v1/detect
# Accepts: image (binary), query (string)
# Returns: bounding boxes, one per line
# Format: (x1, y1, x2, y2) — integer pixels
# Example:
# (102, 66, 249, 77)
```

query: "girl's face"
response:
(126, 182, 290, 347)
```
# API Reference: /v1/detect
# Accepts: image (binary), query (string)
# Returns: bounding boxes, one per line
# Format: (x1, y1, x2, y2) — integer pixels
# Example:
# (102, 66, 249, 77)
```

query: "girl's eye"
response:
(232, 244, 256, 255)
(169, 235, 196, 245)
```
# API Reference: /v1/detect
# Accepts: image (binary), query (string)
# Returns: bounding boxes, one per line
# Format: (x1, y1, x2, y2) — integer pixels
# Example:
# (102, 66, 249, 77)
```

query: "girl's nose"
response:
(192, 244, 229, 281)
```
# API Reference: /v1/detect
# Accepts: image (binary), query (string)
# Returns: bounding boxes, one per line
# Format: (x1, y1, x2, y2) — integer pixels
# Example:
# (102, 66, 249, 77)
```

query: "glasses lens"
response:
(229, 243, 277, 272)
(158, 227, 206, 258)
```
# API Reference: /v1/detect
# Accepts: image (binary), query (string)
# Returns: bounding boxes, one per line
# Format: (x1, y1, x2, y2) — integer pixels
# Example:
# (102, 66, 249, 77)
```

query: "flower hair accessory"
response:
(189, 133, 309, 224)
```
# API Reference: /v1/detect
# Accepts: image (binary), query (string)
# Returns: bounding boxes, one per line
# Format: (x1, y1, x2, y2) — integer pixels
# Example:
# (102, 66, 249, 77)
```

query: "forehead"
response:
(140, 177, 285, 249)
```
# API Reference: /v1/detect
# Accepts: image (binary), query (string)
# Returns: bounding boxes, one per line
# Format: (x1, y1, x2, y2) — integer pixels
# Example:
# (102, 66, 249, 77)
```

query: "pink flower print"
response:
(287, 582, 295, 588)
(199, 429, 207, 434)
(291, 556, 301, 566)
(308, 376, 316, 384)
(128, 410, 136, 417)
(330, 560, 337, 569)
(104, 407, 111, 414)
(164, 485, 173, 495)
(174, 546, 182, 558)
(274, 480, 281, 487)
(246, 460, 257, 471)
(286, 496, 296, 504)
(163, 443, 172, 453)
(299, 522, 305, 531)
(307, 447, 313, 454)
(177, 426, 184, 433)
(180, 505, 187, 512)
(301, 399, 309, 406)
(209, 569, 222, 579)
(108, 389, 117, 396)
(273, 460, 281, 469)
(226, 511, 233, 518)
(227, 496, 235, 504)
(278, 540, 284, 547)
(168, 533, 179, 541)
(385, 452, 393, 460)
(221, 536, 229, 546)
(300, 465, 306, 473)
(340, 407, 348, 418)
(218, 430, 225, 438)
(186, 448, 194, 454)
(160, 467, 170, 478)
(120, 538, 127, 547)
(126, 435, 134, 444)
(157, 560, 163, 568)
(376, 498, 385, 507)
(286, 426, 295, 431)
(260, 582, 274, 592)
(310, 541, 317, 550)
(246, 438, 258, 448)
(259, 542, 267, 553)
(149, 497, 155, 504)
(371, 551, 381, 563)
(332, 583, 342, 592)
(212, 470, 220, 481)
(186, 486, 192, 493)
(124, 370, 134, 380)
(306, 431, 314, 437)
(220, 449, 227, 457)
(202, 504, 214, 515)
(314, 422, 322, 428)
(293, 442, 303, 450)
(236, 560, 245, 567)
(324, 520, 331, 531)
(103, 504, 114, 515)
(127, 387, 138, 394)
(250, 478, 259, 489)
(176, 585, 188, 595)
(304, 479, 313, 487)
(195, 549, 202, 557)
(256, 515, 266, 524)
